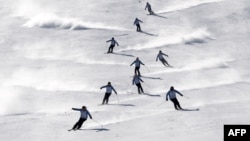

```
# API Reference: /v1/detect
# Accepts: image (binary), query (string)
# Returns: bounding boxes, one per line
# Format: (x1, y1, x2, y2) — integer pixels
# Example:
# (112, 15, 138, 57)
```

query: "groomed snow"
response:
(0, 0, 250, 141)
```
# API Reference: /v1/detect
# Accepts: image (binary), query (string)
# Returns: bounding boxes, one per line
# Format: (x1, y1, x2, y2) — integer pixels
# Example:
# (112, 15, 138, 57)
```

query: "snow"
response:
(0, 0, 250, 141)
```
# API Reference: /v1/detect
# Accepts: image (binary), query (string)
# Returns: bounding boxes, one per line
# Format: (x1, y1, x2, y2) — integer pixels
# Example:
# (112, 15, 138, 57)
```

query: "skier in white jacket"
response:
(71, 106, 92, 130)
(100, 82, 117, 104)
(130, 57, 145, 76)
(156, 50, 172, 67)
(145, 2, 154, 15)
(134, 18, 143, 32)
(106, 37, 119, 53)
(166, 86, 183, 110)
(132, 73, 144, 94)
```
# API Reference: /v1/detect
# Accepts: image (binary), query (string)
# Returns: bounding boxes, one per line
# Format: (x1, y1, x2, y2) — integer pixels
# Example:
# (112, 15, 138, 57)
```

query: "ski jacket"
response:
(166, 90, 183, 100)
(145, 3, 152, 11)
(107, 39, 119, 46)
(134, 18, 143, 25)
(100, 85, 117, 94)
(156, 52, 168, 61)
(72, 108, 92, 119)
(133, 76, 143, 85)
(130, 60, 145, 67)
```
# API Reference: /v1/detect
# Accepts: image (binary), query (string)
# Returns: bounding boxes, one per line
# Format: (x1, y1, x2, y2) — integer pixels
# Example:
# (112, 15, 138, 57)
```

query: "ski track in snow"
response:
(1, 0, 250, 140)
(119, 28, 215, 51)
(22, 14, 131, 31)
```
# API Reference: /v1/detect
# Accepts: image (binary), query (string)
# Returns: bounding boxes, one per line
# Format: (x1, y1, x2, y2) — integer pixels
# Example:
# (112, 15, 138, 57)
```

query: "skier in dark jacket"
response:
(106, 37, 119, 53)
(145, 2, 154, 15)
(156, 50, 172, 67)
(100, 82, 117, 104)
(132, 73, 144, 94)
(71, 106, 92, 130)
(134, 18, 143, 32)
(130, 57, 145, 76)
(166, 86, 183, 110)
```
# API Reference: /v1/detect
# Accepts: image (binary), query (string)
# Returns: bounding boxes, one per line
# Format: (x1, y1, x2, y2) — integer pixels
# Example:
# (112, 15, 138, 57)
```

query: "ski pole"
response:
(106, 42, 109, 48)
(64, 109, 72, 114)
(92, 119, 104, 129)
(143, 82, 150, 87)
(126, 84, 134, 94)
(157, 101, 165, 107)
(144, 65, 150, 72)
(183, 95, 190, 99)
(116, 94, 120, 103)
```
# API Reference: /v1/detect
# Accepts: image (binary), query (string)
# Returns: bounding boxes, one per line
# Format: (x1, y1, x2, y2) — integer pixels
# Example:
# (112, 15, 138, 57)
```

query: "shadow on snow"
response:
(148, 13, 168, 19)
(108, 103, 135, 106)
(143, 93, 161, 97)
(112, 52, 135, 57)
(79, 128, 110, 132)
(138, 31, 158, 36)
(180, 108, 199, 111)
(141, 76, 163, 80)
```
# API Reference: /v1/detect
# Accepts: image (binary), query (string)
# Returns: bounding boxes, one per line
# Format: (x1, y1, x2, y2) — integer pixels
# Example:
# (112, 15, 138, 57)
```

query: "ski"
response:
(104, 52, 113, 54)
(147, 13, 155, 15)
(98, 104, 110, 106)
(164, 65, 174, 68)
(68, 129, 75, 131)
(180, 108, 199, 111)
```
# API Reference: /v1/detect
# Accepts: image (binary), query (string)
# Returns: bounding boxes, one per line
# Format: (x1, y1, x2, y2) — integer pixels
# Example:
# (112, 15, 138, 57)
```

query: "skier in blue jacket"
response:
(71, 106, 92, 130)
(130, 57, 145, 76)
(100, 82, 117, 104)
(145, 2, 154, 15)
(134, 18, 143, 32)
(132, 73, 144, 94)
(106, 37, 119, 53)
(166, 86, 183, 110)
(156, 50, 172, 67)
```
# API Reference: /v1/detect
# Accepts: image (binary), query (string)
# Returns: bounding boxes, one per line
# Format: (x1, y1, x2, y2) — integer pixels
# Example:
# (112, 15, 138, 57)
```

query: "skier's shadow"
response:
(141, 76, 163, 80)
(156, 11, 175, 15)
(112, 52, 135, 57)
(108, 103, 135, 107)
(181, 108, 199, 111)
(143, 93, 161, 97)
(149, 13, 168, 19)
(80, 128, 110, 132)
(114, 33, 129, 37)
(139, 31, 158, 36)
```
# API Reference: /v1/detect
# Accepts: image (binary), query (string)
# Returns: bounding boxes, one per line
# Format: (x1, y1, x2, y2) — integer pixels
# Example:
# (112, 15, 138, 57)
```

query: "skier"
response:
(130, 57, 145, 76)
(145, 2, 154, 15)
(70, 106, 92, 130)
(134, 17, 143, 32)
(106, 37, 119, 53)
(132, 73, 144, 94)
(100, 82, 117, 104)
(166, 86, 183, 110)
(156, 50, 172, 67)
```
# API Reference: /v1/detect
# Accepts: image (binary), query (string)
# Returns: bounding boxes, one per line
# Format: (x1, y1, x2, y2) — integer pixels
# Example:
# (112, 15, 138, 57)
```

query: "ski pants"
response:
(160, 58, 170, 66)
(108, 45, 115, 53)
(136, 83, 144, 94)
(72, 118, 86, 129)
(135, 66, 141, 76)
(136, 24, 141, 31)
(170, 98, 182, 110)
(147, 8, 153, 14)
(102, 93, 111, 104)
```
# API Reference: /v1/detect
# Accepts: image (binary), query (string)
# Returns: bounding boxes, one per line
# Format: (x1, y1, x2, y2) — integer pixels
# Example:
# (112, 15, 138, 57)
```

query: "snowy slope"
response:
(1, 0, 250, 141)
